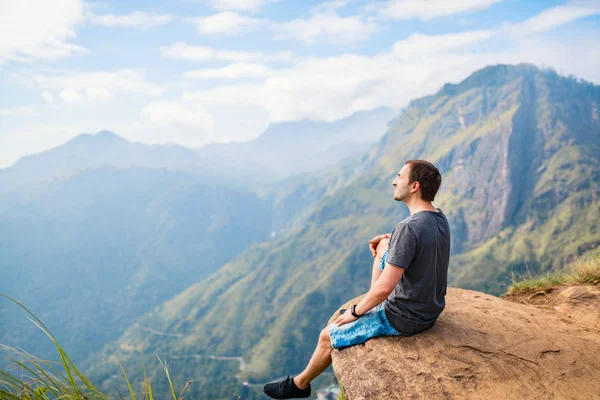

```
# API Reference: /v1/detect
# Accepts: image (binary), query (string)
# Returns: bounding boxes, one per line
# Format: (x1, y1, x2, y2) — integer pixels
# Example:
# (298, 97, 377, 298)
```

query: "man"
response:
(264, 160, 451, 399)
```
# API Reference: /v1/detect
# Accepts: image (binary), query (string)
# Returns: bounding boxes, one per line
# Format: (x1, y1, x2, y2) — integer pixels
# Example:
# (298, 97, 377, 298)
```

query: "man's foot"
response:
(263, 375, 311, 399)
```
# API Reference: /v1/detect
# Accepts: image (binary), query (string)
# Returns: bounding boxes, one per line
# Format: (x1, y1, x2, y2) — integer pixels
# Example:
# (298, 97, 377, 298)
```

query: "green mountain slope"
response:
(86, 64, 600, 399)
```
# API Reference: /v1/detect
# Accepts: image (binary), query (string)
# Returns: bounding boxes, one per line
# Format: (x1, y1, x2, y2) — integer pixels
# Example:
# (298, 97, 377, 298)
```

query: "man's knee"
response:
(319, 326, 331, 347)
(377, 238, 389, 255)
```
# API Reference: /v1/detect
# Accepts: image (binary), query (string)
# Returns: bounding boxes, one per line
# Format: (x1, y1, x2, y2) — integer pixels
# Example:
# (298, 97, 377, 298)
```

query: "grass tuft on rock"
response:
(507, 248, 600, 294)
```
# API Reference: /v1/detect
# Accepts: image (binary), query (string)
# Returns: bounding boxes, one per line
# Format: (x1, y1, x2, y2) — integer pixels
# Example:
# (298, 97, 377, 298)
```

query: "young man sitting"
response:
(264, 160, 451, 399)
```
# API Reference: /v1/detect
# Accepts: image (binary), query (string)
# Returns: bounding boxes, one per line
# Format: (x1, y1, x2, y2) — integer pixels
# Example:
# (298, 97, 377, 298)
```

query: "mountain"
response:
(0, 108, 395, 195)
(198, 107, 395, 181)
(84, 64, 600, 399)
(0, 167, 271, 366)
(0, 131, 208, 196)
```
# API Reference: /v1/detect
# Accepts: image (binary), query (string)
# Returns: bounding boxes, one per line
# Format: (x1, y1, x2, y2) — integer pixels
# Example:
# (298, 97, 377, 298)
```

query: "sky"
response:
(0, 0, 599, 168)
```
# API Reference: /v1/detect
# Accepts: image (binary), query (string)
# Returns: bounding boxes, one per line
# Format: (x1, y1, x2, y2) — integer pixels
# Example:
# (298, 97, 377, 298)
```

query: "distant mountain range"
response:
(0, 107, 395, 195)
(199, 107, 395, 180)
(82, 64, 600, 399)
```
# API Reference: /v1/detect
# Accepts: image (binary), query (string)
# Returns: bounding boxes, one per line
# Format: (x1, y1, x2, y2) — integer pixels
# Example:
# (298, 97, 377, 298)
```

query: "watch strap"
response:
(350, 304, 362, 318)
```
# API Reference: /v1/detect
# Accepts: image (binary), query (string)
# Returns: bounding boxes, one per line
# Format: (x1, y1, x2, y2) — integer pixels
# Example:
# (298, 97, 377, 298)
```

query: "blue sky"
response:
(1, 0, 599, 168)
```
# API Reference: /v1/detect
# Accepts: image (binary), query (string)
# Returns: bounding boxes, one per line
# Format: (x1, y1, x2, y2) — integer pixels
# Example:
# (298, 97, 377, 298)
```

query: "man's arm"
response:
(355, 263, 404, 316)
(369, 233, 391, 257)
(371, 252, 383, 288)
(334, 262, 404, 327)
(371, 238, 388, 287)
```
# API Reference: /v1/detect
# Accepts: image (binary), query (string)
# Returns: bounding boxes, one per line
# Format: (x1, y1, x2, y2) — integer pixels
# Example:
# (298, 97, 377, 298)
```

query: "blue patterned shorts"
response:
(328, 250, 402, 349)
(379, 249, 389, 271)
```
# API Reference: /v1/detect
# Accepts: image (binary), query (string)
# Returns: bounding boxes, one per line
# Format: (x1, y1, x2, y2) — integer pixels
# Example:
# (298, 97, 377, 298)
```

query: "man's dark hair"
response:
(405, 160, 442, 202)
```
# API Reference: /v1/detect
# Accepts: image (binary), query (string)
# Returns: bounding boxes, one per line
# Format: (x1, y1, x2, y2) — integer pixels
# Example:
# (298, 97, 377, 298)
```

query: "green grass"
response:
(507, 248, 600, 294)
(0, 294, 192, 400)
(337, 380, 346, 400)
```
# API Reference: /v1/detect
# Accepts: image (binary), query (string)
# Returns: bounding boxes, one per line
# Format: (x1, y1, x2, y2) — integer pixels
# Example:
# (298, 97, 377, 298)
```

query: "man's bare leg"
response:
(293, 326, 333, 390)
(294, 239, 389, 390)
(371, 238, 389, 288)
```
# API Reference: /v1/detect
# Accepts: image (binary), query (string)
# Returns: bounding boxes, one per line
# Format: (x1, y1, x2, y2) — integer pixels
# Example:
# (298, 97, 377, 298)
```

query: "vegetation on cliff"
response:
(507, 248, 600, 294)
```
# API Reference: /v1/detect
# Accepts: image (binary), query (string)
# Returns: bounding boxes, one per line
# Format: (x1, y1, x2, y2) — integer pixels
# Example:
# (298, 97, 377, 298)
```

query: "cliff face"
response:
(330, 287, 600, 400)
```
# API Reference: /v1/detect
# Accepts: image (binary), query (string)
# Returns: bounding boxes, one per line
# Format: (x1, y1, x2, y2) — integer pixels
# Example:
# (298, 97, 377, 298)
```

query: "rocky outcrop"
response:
(329, 288, 600, 400)
(502, 285, 600, 330)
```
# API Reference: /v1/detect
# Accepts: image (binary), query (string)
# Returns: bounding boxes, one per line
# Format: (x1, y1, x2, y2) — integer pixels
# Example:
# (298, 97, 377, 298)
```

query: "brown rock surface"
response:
(502, 285, 600, 330)
(329, 288, 600, 400)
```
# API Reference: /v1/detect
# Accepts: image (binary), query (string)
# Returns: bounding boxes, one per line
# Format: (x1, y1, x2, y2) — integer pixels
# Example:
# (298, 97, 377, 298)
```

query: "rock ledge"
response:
(329, 288, 600, 400)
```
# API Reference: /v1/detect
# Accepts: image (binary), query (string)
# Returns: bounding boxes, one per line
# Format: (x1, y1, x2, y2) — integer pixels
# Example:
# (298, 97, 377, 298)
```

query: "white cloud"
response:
(270, 51, 295, 62)
(142, 101, 215, 133)
(89, 11, 172, 29)
(0, 106, 34, 117)
(15, 69, 161, 105)
(159, 42, 292, 63)
(178, 30, 600, 124)
(190, 2, 375, 43)
(276, 12, 379, 44)
(86, 87, 113, 100)
(393, 30, 495, 57)
(0, 0, 85, 63)
(181, 54, 421, 122)
(192, 12, 266, 35)
(507, 4, 600, 35)
(204, 0, 277, 12)
(19, 69, 163, 104)
(59, 88, 83, 103)
(378, 0, 503, 20)
(160, 43, 216, 60)
(311, 0, 354, 14)
(42, 91, 55, 104)
(274, 1, 378, 44)
(185, 63, 271, 79)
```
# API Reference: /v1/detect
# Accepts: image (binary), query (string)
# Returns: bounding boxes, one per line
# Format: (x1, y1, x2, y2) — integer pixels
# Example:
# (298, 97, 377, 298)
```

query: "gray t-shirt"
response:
(383, 209, 450, 334)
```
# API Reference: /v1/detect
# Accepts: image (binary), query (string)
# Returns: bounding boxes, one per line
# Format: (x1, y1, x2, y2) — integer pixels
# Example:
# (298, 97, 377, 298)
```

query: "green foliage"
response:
(569, 250, 600, 285)
(507, 274, 568, 294)
(0, 294, 193, 400)
(1, 293, 107, 399)
(507, 248, 600, 294)
(337, 378, 346, 400)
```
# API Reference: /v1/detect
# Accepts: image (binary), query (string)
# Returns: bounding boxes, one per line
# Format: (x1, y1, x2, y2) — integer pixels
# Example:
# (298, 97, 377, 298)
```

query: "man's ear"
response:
(410, 180, 420, 194)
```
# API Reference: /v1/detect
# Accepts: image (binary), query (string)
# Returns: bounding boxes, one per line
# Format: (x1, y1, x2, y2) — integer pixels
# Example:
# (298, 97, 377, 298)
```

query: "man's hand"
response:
(369, 233, 390, 257)
(333, 310, 358, 327)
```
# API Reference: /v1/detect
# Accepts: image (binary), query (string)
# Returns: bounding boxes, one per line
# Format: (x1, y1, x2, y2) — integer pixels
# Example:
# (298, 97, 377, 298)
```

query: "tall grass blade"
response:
(156, 355, 177, 400)
(117, 357, 137, 400)
(142, 370, 154, 400)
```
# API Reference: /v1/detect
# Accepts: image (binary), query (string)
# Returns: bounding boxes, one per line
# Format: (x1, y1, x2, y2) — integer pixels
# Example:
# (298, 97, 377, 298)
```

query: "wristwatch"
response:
(350, 304, 363, 319)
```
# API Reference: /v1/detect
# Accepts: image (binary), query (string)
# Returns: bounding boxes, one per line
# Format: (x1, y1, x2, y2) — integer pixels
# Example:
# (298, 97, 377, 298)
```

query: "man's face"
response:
(392, 164, 412, 202)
